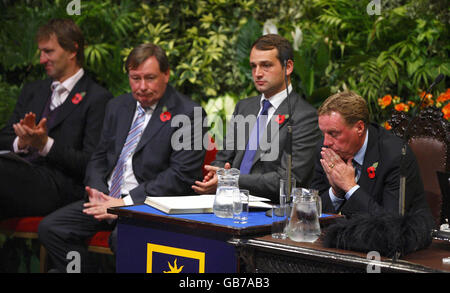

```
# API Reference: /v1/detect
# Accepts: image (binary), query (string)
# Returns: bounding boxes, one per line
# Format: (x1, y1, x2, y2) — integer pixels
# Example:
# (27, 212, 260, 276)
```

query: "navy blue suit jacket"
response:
(84, 85, 206, 204)
(311, 123, 433, 224)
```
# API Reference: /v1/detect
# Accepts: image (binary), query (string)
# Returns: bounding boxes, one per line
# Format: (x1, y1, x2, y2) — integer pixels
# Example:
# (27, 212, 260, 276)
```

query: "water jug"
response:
(213, 168, 240, 218)
(287, 188, 321, 242)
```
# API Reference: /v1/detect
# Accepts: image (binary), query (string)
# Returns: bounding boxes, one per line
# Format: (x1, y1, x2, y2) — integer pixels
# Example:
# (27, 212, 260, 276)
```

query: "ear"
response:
(354, 120, 365, 136)
(163, 68, 170, 83)
(285, 59, 294, 76)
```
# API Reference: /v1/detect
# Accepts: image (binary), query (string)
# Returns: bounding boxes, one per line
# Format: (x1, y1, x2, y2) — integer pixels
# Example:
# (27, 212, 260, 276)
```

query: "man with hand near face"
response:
(0, 18, 112, 219)
(38, 43, 206, 273)
(311, 91, 433, 220)
(192, 34, 321, 200)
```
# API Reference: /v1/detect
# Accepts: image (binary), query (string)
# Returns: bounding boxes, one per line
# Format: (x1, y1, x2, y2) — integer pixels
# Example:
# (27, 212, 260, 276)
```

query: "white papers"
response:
(144, 194, 271, 214)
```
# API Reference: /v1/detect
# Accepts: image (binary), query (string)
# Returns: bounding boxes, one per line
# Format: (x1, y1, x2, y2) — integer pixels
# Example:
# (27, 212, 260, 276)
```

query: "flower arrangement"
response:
(378, 88, 450, 129)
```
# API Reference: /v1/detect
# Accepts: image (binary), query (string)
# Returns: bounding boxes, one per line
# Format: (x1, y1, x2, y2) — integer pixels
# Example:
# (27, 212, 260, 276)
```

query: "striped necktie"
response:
(239, 99, 272, 174)
(109, 104, 146, 198)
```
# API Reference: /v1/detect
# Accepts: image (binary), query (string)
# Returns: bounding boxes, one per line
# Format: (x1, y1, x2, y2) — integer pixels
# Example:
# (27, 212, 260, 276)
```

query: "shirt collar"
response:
(260, 83, 292, 110)
(54, 68, 84, 93)
(353, 129, 369, 166)
(137, 101, 158, 114)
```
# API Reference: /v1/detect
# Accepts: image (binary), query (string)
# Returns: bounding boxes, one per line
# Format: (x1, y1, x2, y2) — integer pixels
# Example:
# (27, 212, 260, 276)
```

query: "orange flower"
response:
(437, 92, 450, 103)
(378, 95, 392, 109)
(394, 102, 409, 112)
(407, 100, 416, 107)
(442, 103, 450, 120)
(383, 121, 392, 130)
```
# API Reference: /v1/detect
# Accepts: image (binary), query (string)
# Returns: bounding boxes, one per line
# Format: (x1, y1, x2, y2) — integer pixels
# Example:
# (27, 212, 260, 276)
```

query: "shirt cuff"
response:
(38, 137, 54, 157)
(13, 137, 29, 153)
(329, 188, 345, 211)
(122, 195, 134, 206)
(345, 185, 360, 200)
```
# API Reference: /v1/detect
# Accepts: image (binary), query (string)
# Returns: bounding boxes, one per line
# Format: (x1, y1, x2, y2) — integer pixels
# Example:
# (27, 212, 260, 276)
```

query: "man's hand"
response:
(13, 113, 49, 151)
(320, 147, 356, 197)
(83, 186, 123, 221)
(192, 162, 231, 194)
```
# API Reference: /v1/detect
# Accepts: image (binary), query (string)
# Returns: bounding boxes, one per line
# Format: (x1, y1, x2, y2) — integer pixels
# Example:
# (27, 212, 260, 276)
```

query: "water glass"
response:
(280, 177, 296, 207)
(271, 204, 288, 239)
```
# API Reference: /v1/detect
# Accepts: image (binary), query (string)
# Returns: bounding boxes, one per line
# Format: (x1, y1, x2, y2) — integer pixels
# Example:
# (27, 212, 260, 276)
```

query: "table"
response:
(108, 204, 340, 273)
(236, 235, 450, 273)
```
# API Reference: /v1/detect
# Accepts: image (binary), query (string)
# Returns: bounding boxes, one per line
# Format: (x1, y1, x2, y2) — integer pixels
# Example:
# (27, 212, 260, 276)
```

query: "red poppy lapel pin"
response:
(275, 114, 289, 125)
(367, 162, 378, 179)
(71, 91, 86, 105)
(160, 105, 171, 122)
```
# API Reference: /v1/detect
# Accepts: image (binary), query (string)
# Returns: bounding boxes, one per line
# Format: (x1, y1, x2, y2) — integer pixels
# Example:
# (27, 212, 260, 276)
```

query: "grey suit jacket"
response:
(213, 91, 321, 201)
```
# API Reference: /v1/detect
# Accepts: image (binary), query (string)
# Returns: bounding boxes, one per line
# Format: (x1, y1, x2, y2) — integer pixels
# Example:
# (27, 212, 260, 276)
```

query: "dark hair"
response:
(125, 43, 169, 73)
(36, 18, 84, 67)
(318, 91, 370, 126)
(251, 34, 294, 66)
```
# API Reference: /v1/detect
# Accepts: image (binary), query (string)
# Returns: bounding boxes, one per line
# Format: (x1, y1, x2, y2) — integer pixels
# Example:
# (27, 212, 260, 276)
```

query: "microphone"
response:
(283, 59, 293, 205)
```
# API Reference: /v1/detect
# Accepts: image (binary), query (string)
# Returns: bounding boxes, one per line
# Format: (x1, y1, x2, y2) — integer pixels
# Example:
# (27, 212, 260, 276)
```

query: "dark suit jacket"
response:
(0, 74, 112, 203)
(213, 91, 321, 200)
(84, 85, 206, 204)
(311, 123, 433, 222)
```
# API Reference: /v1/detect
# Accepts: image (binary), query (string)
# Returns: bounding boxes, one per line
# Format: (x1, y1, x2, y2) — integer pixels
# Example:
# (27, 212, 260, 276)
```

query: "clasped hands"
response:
(13, 112, 48, 151)
(82, 186, 123, 221)
(320, 147, 357, 198)
(191, 162, 231, 194)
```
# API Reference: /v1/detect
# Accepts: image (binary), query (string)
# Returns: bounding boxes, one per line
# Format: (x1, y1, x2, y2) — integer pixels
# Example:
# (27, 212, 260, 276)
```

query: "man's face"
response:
(250, 47, 288, 99)
(318, 111, 365, 161)
(38, 34, 76, 82)
(128, 56, 170, 108)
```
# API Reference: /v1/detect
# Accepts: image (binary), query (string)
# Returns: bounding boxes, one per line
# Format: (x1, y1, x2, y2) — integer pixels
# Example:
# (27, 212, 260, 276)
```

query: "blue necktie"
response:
(240, 99, 272, 174)
(109, 105, 146, 198)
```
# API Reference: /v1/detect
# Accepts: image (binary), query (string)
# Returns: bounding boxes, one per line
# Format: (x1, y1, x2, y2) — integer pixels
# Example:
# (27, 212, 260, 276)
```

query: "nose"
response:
(323, 133, 333, 147)
(253, 66, 263, 78)
(39, 51, 48, 64)
(137, 79, 147, 91)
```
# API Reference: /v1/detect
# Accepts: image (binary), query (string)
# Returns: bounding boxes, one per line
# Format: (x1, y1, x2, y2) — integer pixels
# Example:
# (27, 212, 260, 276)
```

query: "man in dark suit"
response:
(192, 34, 321, 200)
(310, 91, 432, 219)
(0, 19, 112, 219)
(38, 43, 206, 272)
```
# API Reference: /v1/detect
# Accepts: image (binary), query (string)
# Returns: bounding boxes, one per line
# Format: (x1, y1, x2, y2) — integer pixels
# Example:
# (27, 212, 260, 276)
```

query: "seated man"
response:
(310, 91, 433, 220)
(192, 34, 321, 200)
(38, 43, 206, 273)
(0, 18, 112, 219)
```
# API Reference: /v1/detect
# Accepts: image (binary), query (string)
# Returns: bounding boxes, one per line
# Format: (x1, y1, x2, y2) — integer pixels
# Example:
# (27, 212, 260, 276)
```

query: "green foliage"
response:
(0, 0, 448, 128)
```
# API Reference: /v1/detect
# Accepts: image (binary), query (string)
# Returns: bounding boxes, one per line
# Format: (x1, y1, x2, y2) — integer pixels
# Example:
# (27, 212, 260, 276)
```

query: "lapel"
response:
(234, 96, 261, 165)
(251, 94, 294, 165)
(134, 85, 176, 153)
(48, 74, 89, 131)
(115, 94, 137, 155)
(358, 124, 380, 195)
(33, 79, 53, 121)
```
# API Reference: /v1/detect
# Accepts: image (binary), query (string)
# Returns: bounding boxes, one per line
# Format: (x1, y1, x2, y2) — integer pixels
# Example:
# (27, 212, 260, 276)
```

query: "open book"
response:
(144, 194, 271, 214)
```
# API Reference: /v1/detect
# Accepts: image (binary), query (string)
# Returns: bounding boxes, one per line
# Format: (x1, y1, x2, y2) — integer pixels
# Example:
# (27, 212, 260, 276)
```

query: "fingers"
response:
(192, 178, 217, 194)
(22, 112, 36, 128)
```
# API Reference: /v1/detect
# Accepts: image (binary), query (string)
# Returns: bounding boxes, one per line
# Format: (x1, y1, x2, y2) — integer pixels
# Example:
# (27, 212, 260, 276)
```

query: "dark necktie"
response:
(352, 159, 361, 182)
(239, 99, 272, 174)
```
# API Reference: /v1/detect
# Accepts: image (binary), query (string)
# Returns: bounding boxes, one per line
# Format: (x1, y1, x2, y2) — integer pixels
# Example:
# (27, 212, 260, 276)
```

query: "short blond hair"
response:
(318, 91, 369, 126)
